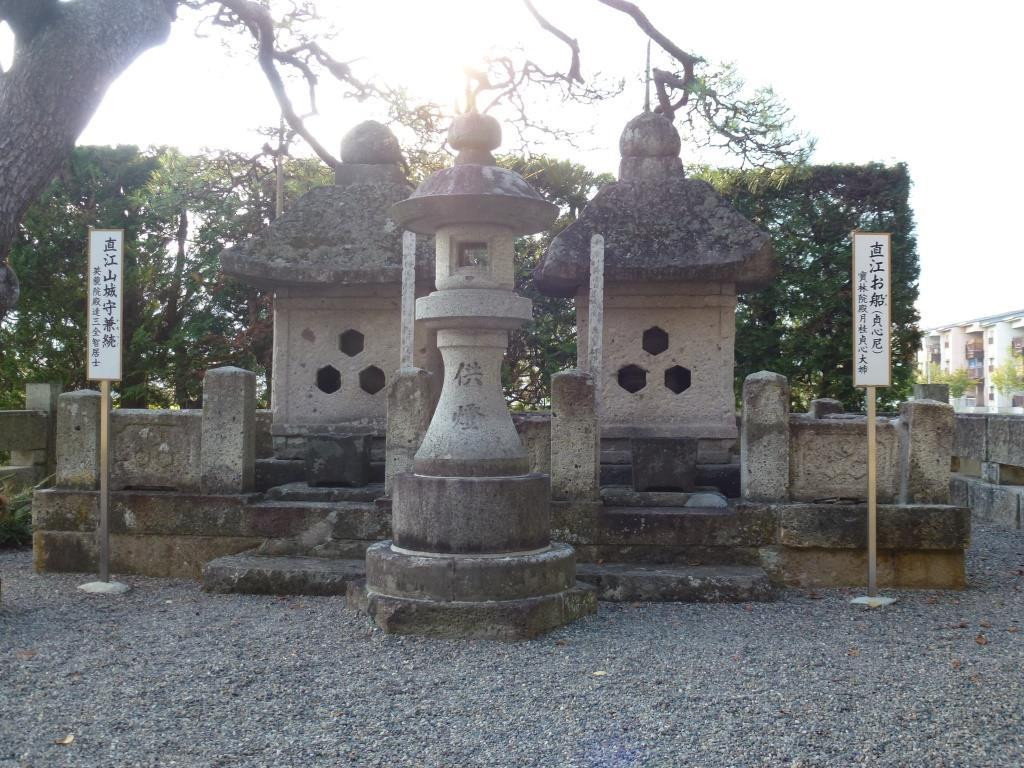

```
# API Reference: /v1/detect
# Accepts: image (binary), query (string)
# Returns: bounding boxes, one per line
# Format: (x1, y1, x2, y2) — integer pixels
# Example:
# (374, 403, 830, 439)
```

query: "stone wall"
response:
(951, 412, 1024, 529)
(0, 382, 61, 490)
(789, 417, 900, 502)
(34, 368, 289, 577)
(549, 498, 968, 589)
(740, 372, 954, 506)
(51, 397, 272, 493)
(110, 410, 202, 491)
(50, 368, 263, 495)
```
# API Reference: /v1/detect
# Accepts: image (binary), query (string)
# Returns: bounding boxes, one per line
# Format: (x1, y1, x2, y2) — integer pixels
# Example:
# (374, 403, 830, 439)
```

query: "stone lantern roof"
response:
(390, 111, 557, 236)
(220, 120, 432, 287)
(533, 112, 775, 297)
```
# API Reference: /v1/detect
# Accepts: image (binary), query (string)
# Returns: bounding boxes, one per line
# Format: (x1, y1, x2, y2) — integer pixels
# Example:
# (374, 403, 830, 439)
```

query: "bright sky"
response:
(16, 1, 1024, 328)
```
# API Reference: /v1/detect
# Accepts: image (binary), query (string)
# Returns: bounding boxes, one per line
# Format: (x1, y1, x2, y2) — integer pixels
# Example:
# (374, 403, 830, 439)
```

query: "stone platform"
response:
(203, 552, 366, 596)
(348, 575, 596, 642)
(575, 563, 773, 603)
(31, 483, 389, 578)
(32, 486, 969, 590)
(200, 548, 774, 606)
(553, 499, 970, 589)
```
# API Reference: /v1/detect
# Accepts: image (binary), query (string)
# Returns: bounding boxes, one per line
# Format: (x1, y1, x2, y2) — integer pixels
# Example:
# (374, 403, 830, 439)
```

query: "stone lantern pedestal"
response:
(350, 112, 595, 639)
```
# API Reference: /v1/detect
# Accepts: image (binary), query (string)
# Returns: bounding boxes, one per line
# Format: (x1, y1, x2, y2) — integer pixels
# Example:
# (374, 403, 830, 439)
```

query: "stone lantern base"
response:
(350, 472, 596, 640)
(349, 545, 596, 641)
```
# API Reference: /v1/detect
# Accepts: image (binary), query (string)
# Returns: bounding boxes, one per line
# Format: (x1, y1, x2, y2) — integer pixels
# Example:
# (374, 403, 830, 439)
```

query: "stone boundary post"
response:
(201, 367, 256, 494)
(899, 398, 954, 504)
(11, 382, 62, 476)
(56, 390, 101, 490)
(913, 383, 949, 403)
(384, 367, 434, 494)
(550, 370, 600, 501)
(740, 371, 790, 502)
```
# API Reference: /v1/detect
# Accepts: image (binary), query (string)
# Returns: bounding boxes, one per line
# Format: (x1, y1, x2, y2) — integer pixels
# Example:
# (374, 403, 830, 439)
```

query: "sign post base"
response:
(850, 595, 897, 608)
(78, 580, 131, 595)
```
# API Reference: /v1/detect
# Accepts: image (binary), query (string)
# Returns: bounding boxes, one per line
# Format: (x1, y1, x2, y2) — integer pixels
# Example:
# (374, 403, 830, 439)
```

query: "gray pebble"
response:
(1, 522, 1022, 767)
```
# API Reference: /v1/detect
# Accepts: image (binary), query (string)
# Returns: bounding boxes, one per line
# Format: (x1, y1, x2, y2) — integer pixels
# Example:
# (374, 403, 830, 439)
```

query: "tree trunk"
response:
(0, 0, 174, 316)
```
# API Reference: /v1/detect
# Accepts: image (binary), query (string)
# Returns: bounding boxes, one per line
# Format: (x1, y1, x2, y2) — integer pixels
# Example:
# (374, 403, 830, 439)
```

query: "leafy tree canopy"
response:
(0, 144, 330, 409)
(0, 0, 811, 318)
(2, 151, 921, 419)
(694, 163, 921, 411)
(991, 351, 1024, 396)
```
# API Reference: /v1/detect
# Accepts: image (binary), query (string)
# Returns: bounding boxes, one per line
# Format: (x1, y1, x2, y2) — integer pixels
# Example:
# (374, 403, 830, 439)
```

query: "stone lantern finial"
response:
(618, 111, 684, 181)
(449, 111, 502, 166)
(339, 120, 403, 165)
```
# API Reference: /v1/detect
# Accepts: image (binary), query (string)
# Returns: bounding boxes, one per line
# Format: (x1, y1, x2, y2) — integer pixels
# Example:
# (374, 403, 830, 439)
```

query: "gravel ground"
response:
(2, 522, 1022, 768)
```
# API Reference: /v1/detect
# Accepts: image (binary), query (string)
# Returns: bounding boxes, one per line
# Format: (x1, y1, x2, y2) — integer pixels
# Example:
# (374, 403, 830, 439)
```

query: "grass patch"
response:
(0, 484, 34, 549)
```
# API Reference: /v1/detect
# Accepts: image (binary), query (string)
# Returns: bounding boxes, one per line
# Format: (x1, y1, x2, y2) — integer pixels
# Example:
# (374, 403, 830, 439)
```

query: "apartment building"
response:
(918, 309, 1024, 408)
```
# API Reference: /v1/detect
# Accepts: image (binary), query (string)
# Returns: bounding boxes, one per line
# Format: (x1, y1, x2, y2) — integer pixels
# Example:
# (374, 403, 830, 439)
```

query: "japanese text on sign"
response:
(852, 232, 891, 387)
(87, 229, 123, 381)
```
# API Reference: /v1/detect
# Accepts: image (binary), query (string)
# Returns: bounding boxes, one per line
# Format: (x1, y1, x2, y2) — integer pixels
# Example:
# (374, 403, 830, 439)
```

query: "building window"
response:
(989, 391, 995, 401)
(944, 341, 949, 348)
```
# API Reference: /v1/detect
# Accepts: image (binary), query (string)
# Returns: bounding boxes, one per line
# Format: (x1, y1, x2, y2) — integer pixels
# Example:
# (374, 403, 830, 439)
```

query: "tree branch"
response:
(193, 0, 339, 167)
(0, 0, 61, 44)
(521, 0, 582, 83)
(0, 0, 174, 316)
(595, 0, 701, 71)
(595, 0, 702, 119)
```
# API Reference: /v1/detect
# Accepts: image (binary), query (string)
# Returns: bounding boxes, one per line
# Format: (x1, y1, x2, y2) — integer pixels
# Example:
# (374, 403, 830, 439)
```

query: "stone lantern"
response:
(220, 121, 439, 467)
(353, 112, 596, 639)
(535, 112, 775, 471)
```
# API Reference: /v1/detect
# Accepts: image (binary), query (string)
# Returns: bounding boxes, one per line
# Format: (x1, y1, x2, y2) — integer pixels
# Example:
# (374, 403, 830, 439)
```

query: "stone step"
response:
(695, 463, 740, 499)
(265, 482, 385, 503)
(595, 505, 775, 548)
(245, 499, 390, 541)
(599, 463, 740, 498)
(601, 450, 632, 465)
(202, 552, 366, 596)
(201, 552, 773, 603)
(600, 486, 727, 508)
(574, 563, 774, 603)
(255, 458, 304, 491)
(600, 463, 632, 486)
(254, 458, 386, 492)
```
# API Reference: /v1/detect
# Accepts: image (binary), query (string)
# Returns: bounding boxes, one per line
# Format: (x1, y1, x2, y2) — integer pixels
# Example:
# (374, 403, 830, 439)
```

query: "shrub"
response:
(0, 485, 34, 548)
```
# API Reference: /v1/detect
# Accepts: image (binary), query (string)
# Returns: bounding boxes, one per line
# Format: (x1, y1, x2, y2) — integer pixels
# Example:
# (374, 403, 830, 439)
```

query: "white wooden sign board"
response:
(852, 232, 892, 388)
(87, 228, 124, 382)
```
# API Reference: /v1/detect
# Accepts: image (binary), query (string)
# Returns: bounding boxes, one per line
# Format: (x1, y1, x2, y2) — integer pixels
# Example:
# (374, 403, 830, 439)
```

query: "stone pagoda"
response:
(535, 111, 774, 469)
(220, 121, 439, 457)
(351, 111, 596, 639)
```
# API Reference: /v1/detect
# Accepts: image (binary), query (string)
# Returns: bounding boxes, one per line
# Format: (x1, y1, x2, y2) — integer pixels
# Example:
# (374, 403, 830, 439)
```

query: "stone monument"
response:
(220, 121, 440, 455)
(535, 111, 774, 469)
(351, 111, 596, 639)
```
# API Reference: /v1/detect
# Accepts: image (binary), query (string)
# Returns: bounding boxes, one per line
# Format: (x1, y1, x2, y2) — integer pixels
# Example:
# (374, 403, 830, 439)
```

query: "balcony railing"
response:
(967, 367, 984, 380)
(965, 341, 984, 360)
(1013, 337, 1023, 356)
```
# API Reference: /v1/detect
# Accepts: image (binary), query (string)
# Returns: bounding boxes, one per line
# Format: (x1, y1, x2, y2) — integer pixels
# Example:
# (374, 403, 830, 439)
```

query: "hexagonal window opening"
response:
(617, 364, 647, 393)
(359, 365, 386, 395)
(339, 329, 365, 357)
(316, 365, 341, 394)
(642, 326, 669, 356)
(664, 365, 691, 394)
